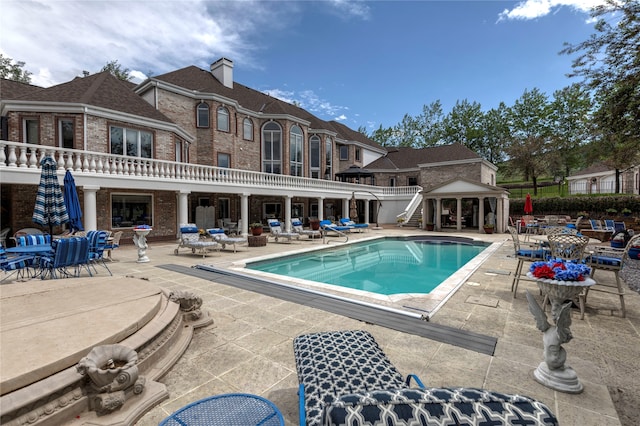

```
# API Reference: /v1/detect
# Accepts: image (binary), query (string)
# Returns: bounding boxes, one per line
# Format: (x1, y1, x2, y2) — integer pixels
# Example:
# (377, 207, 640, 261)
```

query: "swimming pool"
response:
(246, 236, 490, 296)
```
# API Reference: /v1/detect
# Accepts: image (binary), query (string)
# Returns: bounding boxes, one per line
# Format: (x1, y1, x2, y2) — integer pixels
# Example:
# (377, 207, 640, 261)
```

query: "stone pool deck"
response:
(2, 227, 638, 425)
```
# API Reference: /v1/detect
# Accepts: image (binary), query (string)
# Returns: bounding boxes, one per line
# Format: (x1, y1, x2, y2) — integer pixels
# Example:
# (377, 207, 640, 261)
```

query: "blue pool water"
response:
(246, 237, 490, 295)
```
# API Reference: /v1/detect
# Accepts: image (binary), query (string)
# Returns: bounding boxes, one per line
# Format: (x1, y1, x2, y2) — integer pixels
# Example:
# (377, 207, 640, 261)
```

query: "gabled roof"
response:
(153, 65, 385, 151)
(9, 72, 173, 123)
(0, 79, 43, 99)
(422, 177, 507, 195)
(366, 143, 480, 170)
(568, 163, 613, 178)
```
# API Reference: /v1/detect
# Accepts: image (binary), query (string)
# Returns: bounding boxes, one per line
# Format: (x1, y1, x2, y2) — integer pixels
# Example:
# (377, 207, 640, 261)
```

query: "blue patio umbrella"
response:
(63, 170, 83, 232)
(32, 156, 69, 235)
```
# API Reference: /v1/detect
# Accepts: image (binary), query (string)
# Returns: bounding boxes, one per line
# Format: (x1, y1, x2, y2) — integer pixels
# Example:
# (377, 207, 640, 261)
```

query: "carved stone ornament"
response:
(169, 289, 203, 320)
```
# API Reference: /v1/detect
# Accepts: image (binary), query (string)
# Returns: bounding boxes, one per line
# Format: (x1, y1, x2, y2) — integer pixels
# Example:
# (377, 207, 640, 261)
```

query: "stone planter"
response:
(483, 226, 494, 234)
(310, 220, 320, 231)
(250, 226, 263, 236)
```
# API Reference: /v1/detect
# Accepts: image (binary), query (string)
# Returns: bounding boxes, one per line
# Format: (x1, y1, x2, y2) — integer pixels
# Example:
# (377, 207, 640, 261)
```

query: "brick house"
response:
(1, 57, 508, 239)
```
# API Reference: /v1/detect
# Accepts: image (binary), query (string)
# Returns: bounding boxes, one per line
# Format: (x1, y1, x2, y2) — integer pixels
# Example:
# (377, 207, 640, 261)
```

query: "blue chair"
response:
(87, 230, 111, 275)
(0, 244, 35, 282)
(39, 237, 91, 279)
(339, 217, 369, 232)
(507, 226, 547, 298)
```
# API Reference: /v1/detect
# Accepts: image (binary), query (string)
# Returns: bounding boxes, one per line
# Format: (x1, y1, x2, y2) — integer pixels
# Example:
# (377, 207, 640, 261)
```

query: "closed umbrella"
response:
(32, 156, 69, 235)
(63, 170, 83, 233)
(349, 193, 358, 221)
(524, 193, 533, 215)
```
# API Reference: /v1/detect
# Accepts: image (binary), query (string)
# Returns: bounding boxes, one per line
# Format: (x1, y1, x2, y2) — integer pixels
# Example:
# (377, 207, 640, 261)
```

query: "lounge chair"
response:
(339, 217, 368, 232)
(266, 219, 299, 243)
(293, 330, 558, 426)
(1, 244, 36, 282)
(291, 218, 321, 240)
(206, 228, 247, 252)
(507, 226, 547, 298)
(175, 224, 218, 258)
(39, 237, 92, 279)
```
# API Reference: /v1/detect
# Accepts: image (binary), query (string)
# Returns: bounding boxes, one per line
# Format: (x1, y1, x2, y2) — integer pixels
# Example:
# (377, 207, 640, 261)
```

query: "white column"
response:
(342, 198, 349, 220)
(318, 197, 324, 221)
(82, 185, 99, 231)
(364, 199, 370, 225)
(435, 198, 442, 230)
(478, 197, 485, 233)
(177, 191, 189, 232)
(284, 195, 292, 232)
(456, 198, 463, 231)
(240, 193, 249, 236)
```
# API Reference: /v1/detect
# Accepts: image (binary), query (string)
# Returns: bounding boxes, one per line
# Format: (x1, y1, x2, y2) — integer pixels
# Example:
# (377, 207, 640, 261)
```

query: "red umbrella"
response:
(524, 193, 533, 215)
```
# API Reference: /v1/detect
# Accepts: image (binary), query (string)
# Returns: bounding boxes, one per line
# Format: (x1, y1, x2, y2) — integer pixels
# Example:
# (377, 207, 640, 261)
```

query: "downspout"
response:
(83, 107, 88, 151)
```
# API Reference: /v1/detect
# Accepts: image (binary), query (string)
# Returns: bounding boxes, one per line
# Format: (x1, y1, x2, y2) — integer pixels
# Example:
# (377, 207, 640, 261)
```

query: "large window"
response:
(58, 118, 74, 149)
(290, 125, 303, 176)
(197, 103, 209, 128)
(218, 152, 230, 168)
(111, 193, 153, 228)
(339, 145, 349, 160)
(176, 139, 189, 162)
(217, 106, 229, 132)
(325, 137, 332, 179)
(23, 118, 39, 144)
(110, 126, 153, 158)
(355, 147, 361, 161)
(262, 121, 282, 174)
(310, 135, 321, 178)
(263, 202, 282, 220)
(243, 118, 253, 140)
(218, 198, 230, 219)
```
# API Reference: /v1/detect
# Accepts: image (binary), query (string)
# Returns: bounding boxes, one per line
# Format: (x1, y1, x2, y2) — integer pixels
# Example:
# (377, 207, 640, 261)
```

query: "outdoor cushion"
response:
(180, 226, 199, 233)
(207, 228, 225, 234)
(16, 234, 51, 246)
(589, 255, 622, 267)
(629, 248, 640, 260)
(323, 387, 559, 426)
(516, 249, 545, 258)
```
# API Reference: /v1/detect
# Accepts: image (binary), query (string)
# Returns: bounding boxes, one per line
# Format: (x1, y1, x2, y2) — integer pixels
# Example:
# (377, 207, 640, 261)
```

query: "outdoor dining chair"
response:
(87, 230, 112, 275)
(0, 244, 36, 282)
(39, 237, 91, 279)
(581, 234, 639, 319)
(507, 226, 547, 298)
(104, 231, 123, 261)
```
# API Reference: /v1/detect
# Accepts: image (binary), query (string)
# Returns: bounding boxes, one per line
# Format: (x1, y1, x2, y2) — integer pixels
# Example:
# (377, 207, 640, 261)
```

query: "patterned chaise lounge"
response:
(174, 224, 218, 258)
(206, 228, 247, 252)
(293, 330, 558, 426)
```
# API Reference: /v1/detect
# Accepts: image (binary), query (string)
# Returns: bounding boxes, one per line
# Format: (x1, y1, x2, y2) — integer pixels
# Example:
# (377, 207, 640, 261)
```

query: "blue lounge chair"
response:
(339, 217, 368, 232)
(291, 218, 321, 240)
(87, 230, 112, 275)
(293, 330, 558, 426)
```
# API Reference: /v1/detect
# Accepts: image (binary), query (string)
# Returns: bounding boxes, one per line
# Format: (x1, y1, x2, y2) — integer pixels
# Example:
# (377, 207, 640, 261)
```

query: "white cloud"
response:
(0, 0, 287, 87)
(498, 0, 606, 21)
(263, 88, 348, 120)
(327, 0, 371, 20)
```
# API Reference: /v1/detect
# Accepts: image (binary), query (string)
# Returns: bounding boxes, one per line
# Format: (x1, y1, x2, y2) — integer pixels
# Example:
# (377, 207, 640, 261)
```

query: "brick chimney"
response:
(210, 58, 233, 89)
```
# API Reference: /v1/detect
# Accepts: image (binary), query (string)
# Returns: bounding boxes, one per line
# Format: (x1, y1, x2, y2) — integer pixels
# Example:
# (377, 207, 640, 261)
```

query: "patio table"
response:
(159, 393, 284, 426)
(5, 244, 53, 255)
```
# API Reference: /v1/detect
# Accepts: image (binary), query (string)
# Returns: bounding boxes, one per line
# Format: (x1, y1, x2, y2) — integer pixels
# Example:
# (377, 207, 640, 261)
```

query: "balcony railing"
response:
(1, 141, 421, 199)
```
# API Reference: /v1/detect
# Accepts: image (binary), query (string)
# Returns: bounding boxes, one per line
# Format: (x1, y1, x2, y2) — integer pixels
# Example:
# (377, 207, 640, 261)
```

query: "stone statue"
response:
(526, 290, 583, 393)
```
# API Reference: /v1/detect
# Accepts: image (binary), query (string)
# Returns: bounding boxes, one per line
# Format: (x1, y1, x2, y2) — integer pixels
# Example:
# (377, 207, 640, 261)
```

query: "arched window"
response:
(217, 106, 229, 132)
(243, 118, 253, 140)
(262, 121, 282, 174)
(196, 102, 209, 128)
(309, 135, 321, 178)
(290, 125, 303, 176)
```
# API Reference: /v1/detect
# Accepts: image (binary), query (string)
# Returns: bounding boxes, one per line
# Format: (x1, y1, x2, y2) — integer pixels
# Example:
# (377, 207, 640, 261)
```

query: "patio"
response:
(2, 227, 637, 425)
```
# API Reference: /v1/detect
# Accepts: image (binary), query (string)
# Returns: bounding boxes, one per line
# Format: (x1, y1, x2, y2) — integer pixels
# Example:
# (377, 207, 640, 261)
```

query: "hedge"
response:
(509, 195, 640, 218)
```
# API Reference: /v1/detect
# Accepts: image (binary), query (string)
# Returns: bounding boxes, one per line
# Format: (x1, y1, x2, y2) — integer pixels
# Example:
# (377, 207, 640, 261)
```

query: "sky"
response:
(1, 0, 607, 131)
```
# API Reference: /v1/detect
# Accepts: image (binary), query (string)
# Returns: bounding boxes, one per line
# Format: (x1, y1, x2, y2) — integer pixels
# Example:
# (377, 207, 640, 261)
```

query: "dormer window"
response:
(196, 102, 209, 128)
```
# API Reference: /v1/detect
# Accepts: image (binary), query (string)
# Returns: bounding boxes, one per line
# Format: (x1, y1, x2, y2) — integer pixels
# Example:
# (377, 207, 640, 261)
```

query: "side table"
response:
(248, 235, 268, 247)
(159, 393, 284, 425)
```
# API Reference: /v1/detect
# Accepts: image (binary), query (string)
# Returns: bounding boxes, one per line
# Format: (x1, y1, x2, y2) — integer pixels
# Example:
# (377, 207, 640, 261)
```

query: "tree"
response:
(505, 88, 553, 195)
(560, 0, 640, 192)
(413, 101, 445, 147)
(0, 54, 32, 83)
(440, 99, 485, 154)
(368, 125, 395, 147)
(100, 60, 133, 81)
(548, 84, 593, 179)
(480, 102, 511, 165)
